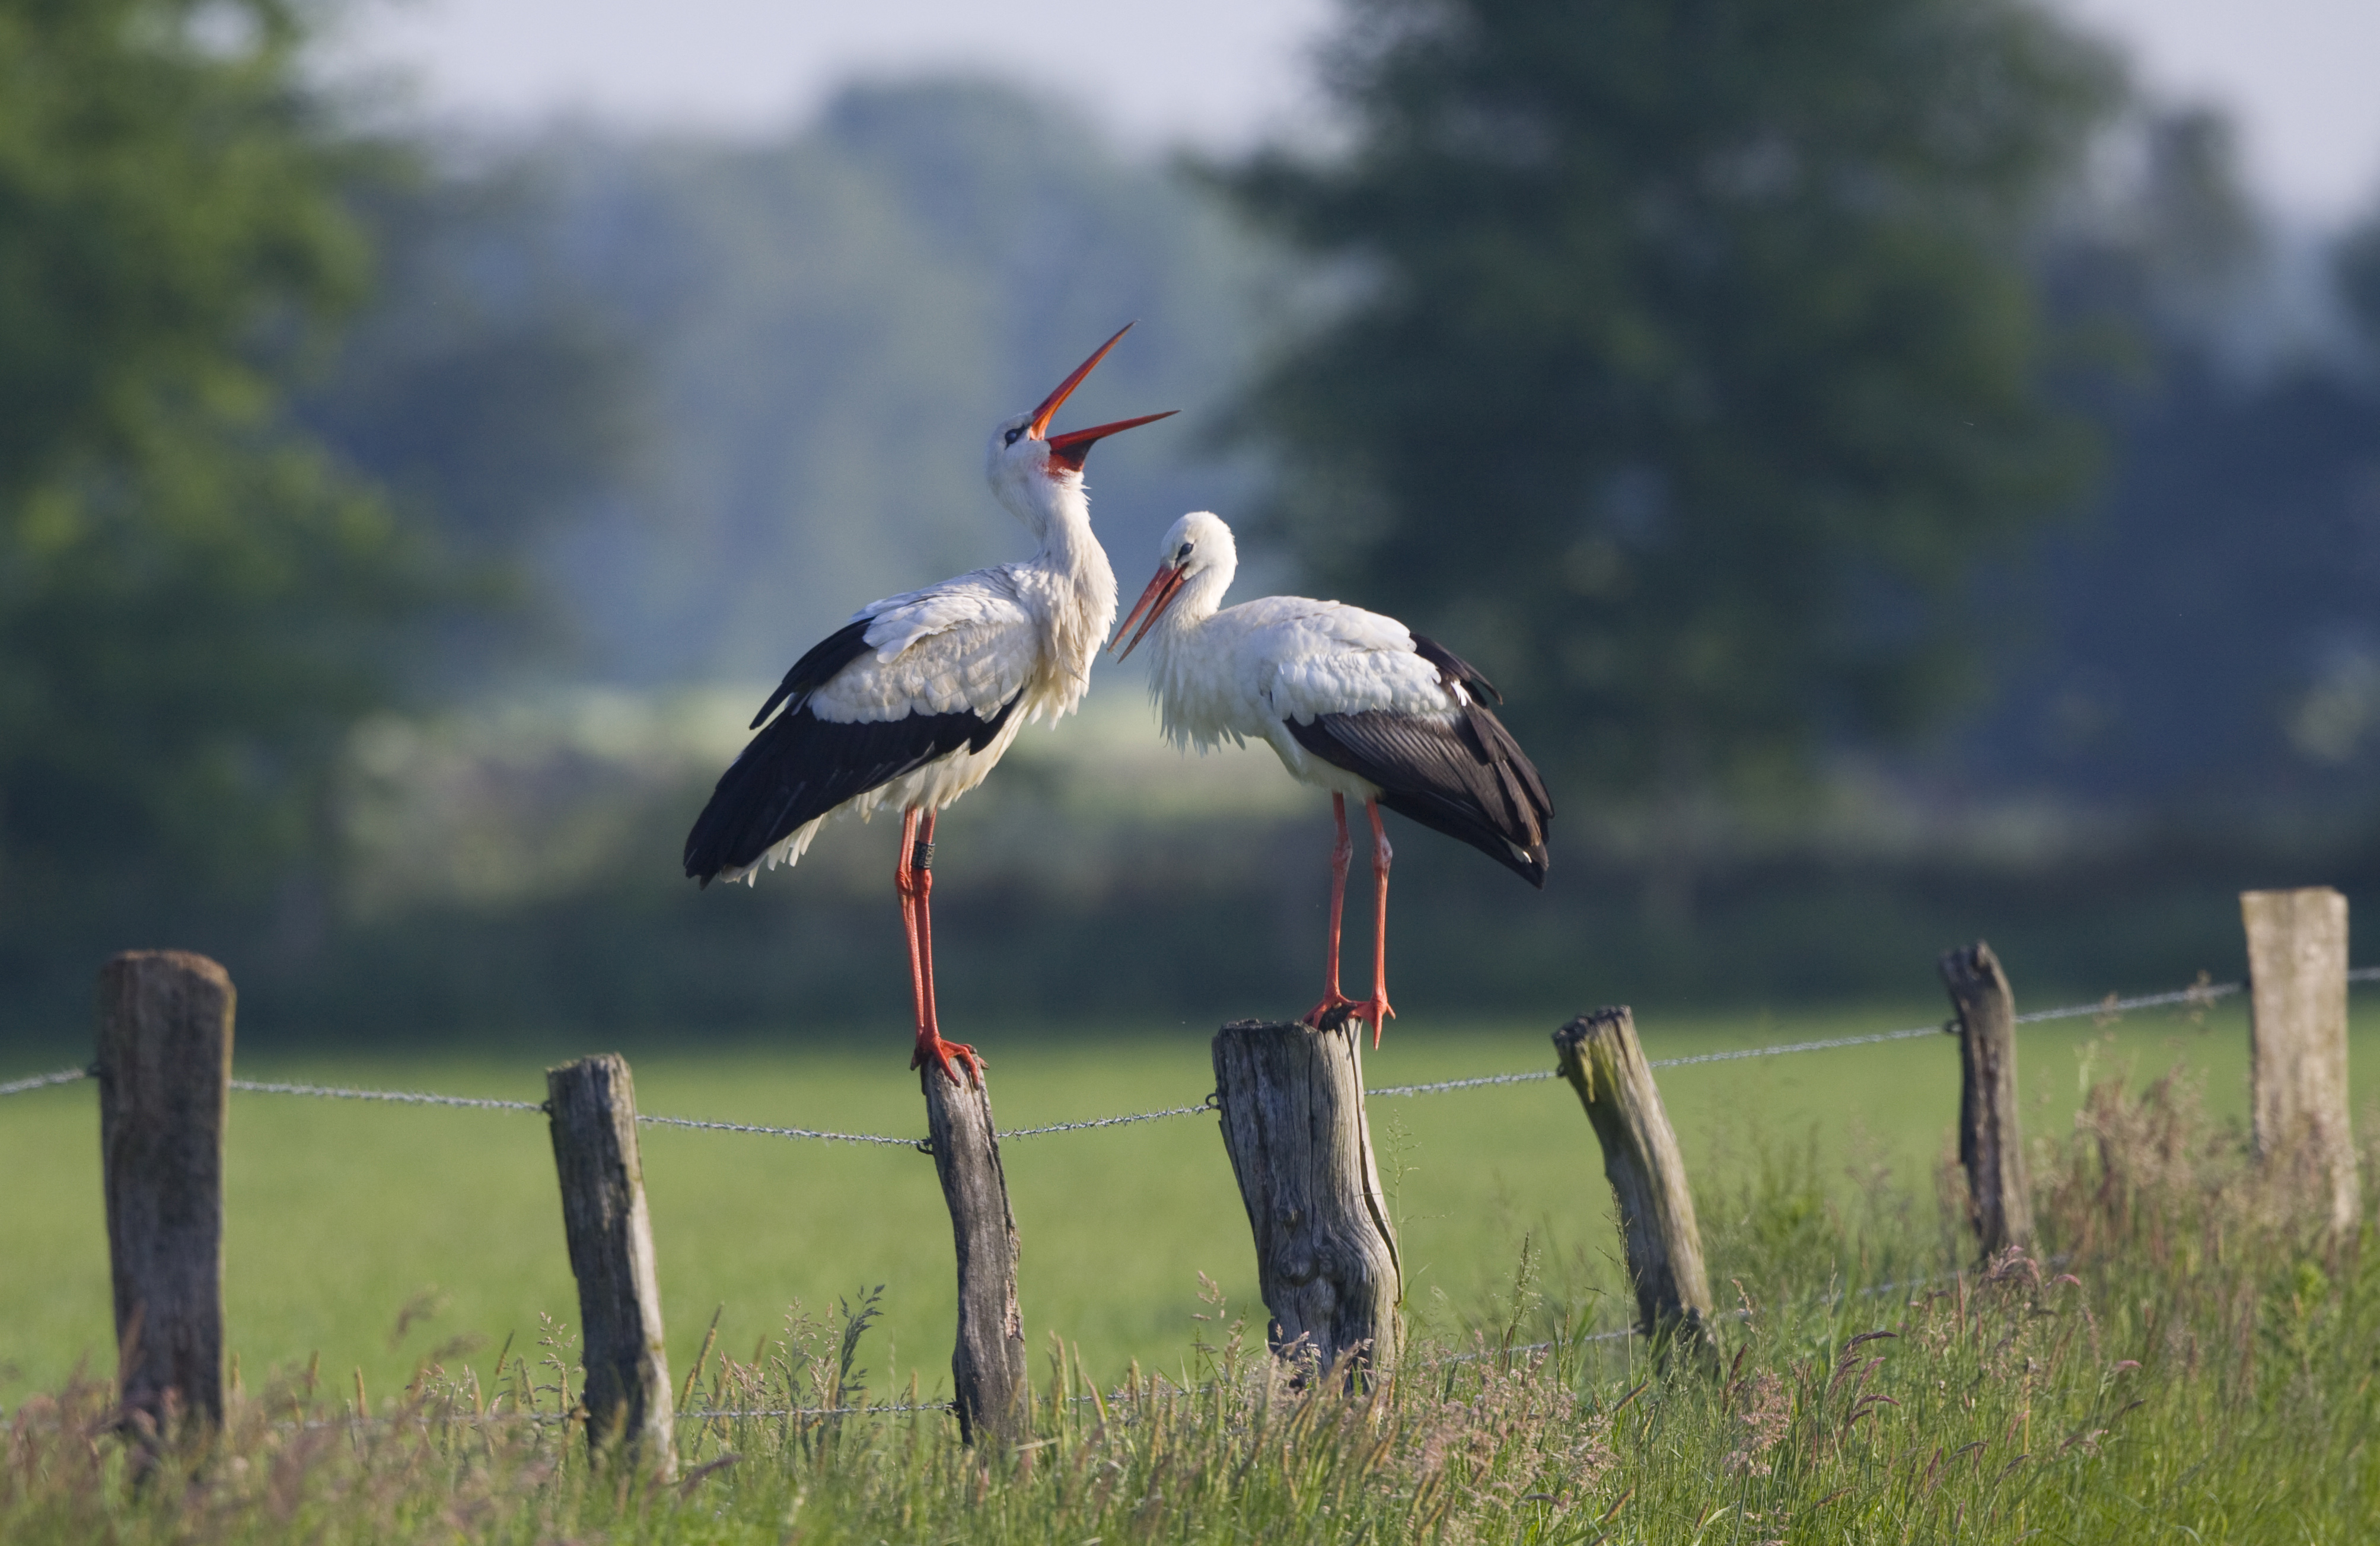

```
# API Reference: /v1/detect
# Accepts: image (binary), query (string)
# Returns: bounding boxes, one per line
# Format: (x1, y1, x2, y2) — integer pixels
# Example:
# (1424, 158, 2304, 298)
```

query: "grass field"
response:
(5, 988, 2358, 1411)
(9, 992, 2380, 1542)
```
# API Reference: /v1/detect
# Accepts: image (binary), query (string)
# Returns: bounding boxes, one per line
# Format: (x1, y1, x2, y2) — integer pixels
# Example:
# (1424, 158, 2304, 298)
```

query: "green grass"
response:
(1, 992, 2356, 1410)
(8, 1027, 2380, 1543)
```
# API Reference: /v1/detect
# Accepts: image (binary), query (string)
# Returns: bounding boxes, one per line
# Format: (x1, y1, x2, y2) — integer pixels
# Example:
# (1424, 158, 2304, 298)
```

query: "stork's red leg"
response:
(895, 808, 929, 1031)
(1349, 798, 1397, 1047)
(1302, 794, 1361, 1029)
(914, 809, 941, 1033)
(904, 808, 983, 1086)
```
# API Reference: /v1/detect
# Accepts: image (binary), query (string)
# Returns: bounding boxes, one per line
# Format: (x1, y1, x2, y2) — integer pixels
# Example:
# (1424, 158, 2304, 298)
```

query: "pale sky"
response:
(329, 0, 2380, 223)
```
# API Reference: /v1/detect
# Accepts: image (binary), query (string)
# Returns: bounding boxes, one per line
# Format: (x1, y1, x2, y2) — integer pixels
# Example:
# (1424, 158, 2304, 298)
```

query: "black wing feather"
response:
(683, 694, 1021, 884)
(1407, 633, 1503, 704)
(1285, 633, 1553, 887)
(683, 617, 1022, 884)
(747, 619, 874, 730)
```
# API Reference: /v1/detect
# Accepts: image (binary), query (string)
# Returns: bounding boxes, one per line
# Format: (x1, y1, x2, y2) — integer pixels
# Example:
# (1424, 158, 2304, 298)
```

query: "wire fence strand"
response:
(1649, 1022, 1949, 1070)
(636, 1113, 922, 1147)
(226, 1079, 545, 1113)
(997, 1100, 1218, 1137)
(1371, 1068, 1560, 1098)
(0, 1066, 88, 1099)
(9, 968, 2371, 1141)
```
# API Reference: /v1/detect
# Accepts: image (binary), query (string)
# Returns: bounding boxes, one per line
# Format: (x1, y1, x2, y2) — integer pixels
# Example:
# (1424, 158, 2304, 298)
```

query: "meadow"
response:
(7, 987, 2379, 1542)
(2, 988, 2349, 1407)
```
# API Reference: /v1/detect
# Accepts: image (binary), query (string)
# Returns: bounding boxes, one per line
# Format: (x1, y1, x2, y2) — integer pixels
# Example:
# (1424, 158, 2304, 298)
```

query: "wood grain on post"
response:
(1210, 1019, 1401, 1383)
(546, 1054, 676, 1478)
(1939, 942, 2034, 1259)
(2242, 888, 2360, 1236)
(97, 951, 235, 1436)
(921, 1068, 1028, 1445)
(1553, 1008, 1712, 1354)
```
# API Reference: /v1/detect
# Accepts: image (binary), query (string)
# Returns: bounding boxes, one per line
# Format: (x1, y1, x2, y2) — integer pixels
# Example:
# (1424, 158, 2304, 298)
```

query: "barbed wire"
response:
(1650, 1022, 1949, 1070)
(680, 1401, 951, 1420)
(997, 1099, 1219, 1138)
(275, 1401, 953, 1432)
(208, 1078, 1221, 1146)
(1374, 968, 2297, 1092)
(1369, 1020, 1954, 1095)
(0, 1066, 88, 1098)
(1371, 1068, 1559, 1098)
(225, 1078, 545, 1113)
(8, 968, 2370, 1145)
(635, 1113, 923, 1147)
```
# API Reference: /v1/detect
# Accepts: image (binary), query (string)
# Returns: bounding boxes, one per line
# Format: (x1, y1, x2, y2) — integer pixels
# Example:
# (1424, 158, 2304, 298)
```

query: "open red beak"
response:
(1047, 411, 1176, 471)
(1110, 563, 1187, 659)
(1027, 323, 1177, 473)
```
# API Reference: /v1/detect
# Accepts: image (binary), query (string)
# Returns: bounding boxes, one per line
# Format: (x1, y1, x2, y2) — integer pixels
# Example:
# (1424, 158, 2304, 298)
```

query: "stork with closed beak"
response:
(683, 326, 1174, 1085)
(1114, 511, 1552, 1043)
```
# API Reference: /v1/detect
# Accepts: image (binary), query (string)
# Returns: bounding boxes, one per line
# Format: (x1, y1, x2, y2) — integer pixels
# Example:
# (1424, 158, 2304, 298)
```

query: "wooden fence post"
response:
(1940, 941, 2034, 1260)
(546, 1054, 676, 1479)
(97, 951, 235, 1439)
(921, 1068, 1028, 1445)
(1210, 1019, 1401, 1384)
(2241, 888, 2360, 1236)
(1553, 1008, 1712, 1357)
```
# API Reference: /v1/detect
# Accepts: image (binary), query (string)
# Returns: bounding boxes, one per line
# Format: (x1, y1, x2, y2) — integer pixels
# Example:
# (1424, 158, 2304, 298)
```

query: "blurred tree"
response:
(1944, 113, 2380, 809)
(2035, 107, 2264, 375)
(300, 164, 642, 569)
(1225, 0, 2124, 908)
(0, 0, 435, 901)
(2340, 203, 2380, 351)
(294, 158, 645, 679)
(522, 81, 1284, 684)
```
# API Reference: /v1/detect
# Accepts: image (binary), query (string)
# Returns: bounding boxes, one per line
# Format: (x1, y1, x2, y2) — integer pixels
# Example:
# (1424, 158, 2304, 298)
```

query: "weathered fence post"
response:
(97, 951, 235, 1440)
(1940, 941, 2034, 1260)
(1210, 1019, 1401, 1383)
(2241, 888, 2360, 1236)
(921, 1068, 1028, 1444)
(1553, 1008, 1712, 1357)
(546, 1054, 676, 1479)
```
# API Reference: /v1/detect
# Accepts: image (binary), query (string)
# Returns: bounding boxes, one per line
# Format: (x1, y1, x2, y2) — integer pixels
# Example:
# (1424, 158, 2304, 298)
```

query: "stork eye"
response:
(1003, 427, 1024, 447)
(1175, 543, 1193, 561)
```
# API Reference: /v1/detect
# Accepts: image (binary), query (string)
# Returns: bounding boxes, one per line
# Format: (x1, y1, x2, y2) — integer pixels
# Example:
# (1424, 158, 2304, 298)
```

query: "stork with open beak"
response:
(1113, 511, 1553, 1043)
(683, 326, 1174, 1084)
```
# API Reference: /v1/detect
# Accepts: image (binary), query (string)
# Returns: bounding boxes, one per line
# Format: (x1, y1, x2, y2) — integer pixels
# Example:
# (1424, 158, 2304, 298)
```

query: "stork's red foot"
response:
(1350, 996, 1395, 1048)
(1302, 992, 1361, 1032)
(912, 1029, 986, 1087)
(1317, 996, 1396, 1047)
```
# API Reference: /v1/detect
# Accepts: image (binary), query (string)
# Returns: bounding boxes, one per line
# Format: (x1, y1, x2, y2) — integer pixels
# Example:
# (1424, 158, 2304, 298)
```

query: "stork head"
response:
(987, 323, 1175, 529)
(1112, 510, 1235, 658)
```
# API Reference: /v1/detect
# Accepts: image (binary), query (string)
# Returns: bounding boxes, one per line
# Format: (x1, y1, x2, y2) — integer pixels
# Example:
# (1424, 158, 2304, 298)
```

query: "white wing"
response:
(1235, 597, 1458, 726)
(808, 570, 1038, 724)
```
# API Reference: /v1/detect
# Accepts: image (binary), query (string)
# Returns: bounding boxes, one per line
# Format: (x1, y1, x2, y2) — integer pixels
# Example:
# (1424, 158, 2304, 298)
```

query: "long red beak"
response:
(1111, 563, 1187, 659)
(1027, 323, 1177, 472)
(1028, 324, 1133, 439)
(1047, 410, 1177, 471)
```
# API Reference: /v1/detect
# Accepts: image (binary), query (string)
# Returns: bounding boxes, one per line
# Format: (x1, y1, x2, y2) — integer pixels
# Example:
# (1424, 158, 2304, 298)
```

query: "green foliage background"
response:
(0, 0, 437, 901)
(1227, 0, 2123, 805)
(5, 0, 2380, 1044)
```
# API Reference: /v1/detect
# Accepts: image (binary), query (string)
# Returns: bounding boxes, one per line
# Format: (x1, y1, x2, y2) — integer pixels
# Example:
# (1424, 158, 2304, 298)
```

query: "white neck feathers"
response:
(1022, 472, 1116, 713)
(1140, 558, 1241, 750)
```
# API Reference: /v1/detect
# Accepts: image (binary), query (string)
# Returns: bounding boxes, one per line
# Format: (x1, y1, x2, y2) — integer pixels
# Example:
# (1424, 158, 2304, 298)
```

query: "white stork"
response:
(684, 326, 1173, 1084)
(1113, 511, 1552, 1043)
